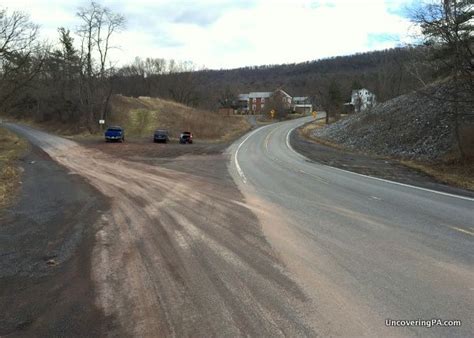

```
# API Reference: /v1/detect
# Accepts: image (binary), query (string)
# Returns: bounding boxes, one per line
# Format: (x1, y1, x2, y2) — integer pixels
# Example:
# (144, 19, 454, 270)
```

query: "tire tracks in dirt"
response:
(8, 125, 316, 337)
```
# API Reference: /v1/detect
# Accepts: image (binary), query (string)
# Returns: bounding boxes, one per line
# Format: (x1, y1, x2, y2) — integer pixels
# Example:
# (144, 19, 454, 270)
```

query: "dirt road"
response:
(5, 124, 315, 337)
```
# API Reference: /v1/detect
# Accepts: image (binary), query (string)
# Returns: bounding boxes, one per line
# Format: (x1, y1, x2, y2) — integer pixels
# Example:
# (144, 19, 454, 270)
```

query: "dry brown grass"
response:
(299, 120, 474, 191)
(0, 127, 28, 209)
(401, 159, 474, 191)
(299, 119, 326, 137)
(1, 95, 251, 142)
(298, 119, 349, 151)
(109, 95, 251, 141)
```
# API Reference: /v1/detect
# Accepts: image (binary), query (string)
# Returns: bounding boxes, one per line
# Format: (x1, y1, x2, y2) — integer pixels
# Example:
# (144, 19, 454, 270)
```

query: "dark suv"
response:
(153, 129, 169, 143)
(179, 131, 193, 144)
(105, 126, 125, 142)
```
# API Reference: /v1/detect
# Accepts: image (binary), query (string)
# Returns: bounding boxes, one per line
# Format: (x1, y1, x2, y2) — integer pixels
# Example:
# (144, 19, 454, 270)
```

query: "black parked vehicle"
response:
(105, 126, 125, 142)
(179, 131, 193, 144)
(153, 129, 169, 143)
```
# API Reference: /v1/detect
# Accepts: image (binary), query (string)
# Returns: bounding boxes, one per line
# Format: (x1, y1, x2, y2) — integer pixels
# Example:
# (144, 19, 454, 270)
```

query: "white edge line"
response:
(234, 124, 274, 184)
(285, 125, 474, 202)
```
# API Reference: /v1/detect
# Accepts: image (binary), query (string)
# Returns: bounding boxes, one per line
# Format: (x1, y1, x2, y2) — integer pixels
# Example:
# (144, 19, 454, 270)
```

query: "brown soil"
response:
(7, 125, 315, 336)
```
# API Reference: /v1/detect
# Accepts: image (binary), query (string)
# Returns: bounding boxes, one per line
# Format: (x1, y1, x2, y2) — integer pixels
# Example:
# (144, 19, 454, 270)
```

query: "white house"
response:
(350, 88, 376, 112)
(291, 96, 312, 114)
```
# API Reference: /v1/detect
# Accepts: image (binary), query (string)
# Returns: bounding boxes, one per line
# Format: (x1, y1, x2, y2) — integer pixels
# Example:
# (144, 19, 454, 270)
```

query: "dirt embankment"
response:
(2, 95, 251, 142)
(108, 95, 251, 141)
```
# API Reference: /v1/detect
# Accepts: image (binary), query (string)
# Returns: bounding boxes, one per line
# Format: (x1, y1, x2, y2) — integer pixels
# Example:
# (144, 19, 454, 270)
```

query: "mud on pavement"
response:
(5, 125, 316, 337)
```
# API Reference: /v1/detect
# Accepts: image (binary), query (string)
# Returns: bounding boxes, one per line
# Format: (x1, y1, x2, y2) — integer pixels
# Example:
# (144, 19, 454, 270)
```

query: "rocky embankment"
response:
(314, 82, 473, 161)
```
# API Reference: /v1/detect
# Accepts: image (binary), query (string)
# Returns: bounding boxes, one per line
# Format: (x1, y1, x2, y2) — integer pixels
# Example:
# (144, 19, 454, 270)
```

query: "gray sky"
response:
(2, 0, 417, 69)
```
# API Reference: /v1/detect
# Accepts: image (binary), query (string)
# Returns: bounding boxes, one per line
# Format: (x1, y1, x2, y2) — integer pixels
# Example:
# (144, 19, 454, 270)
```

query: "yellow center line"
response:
(264, 127, 278, 152)
(449, 226, 474, 236)
(263, 126, 328, 185)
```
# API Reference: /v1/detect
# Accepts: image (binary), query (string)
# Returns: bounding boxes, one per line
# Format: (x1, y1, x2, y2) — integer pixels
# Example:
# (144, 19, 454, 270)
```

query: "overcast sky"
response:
(2, 0, 417, 69)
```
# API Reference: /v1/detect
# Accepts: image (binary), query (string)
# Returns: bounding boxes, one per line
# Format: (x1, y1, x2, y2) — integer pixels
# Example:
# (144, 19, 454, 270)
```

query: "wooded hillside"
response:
(111, 47, 434, 111)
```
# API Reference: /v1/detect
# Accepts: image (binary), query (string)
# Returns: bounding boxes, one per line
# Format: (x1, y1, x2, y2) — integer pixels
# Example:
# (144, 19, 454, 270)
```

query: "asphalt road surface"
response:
(4, 119, 473, 337)
(229, 116, 473, 337)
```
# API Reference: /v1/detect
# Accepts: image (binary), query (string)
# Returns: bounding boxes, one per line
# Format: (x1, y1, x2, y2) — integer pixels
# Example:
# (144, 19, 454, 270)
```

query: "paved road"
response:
(229, 116, 473, 336)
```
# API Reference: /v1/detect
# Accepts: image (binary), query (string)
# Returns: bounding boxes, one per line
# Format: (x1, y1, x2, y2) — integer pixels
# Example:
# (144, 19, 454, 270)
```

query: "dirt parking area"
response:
(4, 124, 315, 337)
(79, 137, 230, 160)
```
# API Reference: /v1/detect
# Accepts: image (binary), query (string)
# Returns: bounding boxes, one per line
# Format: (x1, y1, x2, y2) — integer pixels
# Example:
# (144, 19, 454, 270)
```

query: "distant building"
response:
(346, 89, 376, 113)
(237, 89, 294, 114)
(248, 91, 272, 113)
(237, 94, 250, 112)
(291, 96, 312, 114)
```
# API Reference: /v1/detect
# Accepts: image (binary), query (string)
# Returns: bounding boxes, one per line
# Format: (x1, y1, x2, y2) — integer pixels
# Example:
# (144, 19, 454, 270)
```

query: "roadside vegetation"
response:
(402, 160, 474, 192)
(298, 0, 474, 191)
(301, 121, 474, 191)
(0, 2, 447, 131)
(9, 95, 251, 142)
(0, 127, 27, 208)
(107, 95, 250, 141)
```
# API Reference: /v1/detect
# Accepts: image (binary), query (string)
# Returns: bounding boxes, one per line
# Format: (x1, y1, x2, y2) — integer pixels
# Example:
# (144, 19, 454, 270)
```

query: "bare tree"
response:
(165, 60, 200, 106)
(218, 86, 236, 109)
(410, 0, 473, 89)
(0, 8, 43, 108)
(167, 72, 200, 106)
(264, 90, 291, 120)
(76, 1, 125, 130)
(318, 79, 343, 124)
(92, 5, 125, 77)
(409, 0, 473, 158)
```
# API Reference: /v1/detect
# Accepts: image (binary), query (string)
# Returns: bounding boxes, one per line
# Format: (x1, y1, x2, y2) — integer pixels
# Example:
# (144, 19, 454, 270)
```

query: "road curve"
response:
(229, 117, 473, 337)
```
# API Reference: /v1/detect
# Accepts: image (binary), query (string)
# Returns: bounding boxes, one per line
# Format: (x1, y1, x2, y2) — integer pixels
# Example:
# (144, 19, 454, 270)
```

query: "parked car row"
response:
(104, 126, 193, 144)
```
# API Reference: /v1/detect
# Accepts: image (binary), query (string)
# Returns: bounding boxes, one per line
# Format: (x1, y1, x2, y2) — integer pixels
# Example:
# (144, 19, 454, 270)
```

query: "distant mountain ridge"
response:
(112, 47, 432, 110)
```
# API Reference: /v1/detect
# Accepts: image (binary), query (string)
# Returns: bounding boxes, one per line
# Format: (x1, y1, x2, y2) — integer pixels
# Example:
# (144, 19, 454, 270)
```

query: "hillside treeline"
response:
(1, 1, 472, 133)
(111, 47, 435, 111)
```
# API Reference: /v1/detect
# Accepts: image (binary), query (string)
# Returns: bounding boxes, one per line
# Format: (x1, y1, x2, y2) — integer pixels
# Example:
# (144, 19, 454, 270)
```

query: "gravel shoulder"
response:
(292, 123, 474, 198)
(0, 145, 118, 337)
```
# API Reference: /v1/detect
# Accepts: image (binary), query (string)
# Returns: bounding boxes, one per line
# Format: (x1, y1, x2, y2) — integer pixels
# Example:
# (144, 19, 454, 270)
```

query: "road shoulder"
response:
(291, 122, 474, 198)
(0, 127, 28, 209)
(0, 145, 119, 337)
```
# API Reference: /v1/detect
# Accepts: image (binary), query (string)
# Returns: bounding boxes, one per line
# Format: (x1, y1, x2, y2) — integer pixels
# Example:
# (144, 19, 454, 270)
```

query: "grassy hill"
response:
(3, 95, 251, 142)
(108, 95, 250, 141)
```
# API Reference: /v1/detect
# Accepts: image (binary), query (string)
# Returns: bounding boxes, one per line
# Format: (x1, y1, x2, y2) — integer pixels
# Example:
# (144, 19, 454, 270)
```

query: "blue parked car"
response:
(105, 126, 125, 142)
